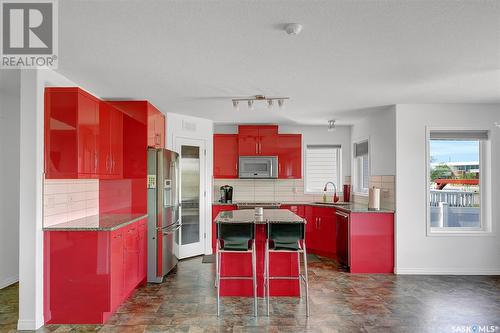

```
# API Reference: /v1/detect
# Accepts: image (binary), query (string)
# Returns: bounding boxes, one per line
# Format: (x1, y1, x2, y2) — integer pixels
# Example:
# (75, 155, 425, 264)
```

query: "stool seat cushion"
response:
(271, 239, 300, 251)
(221, 238, 250, 251)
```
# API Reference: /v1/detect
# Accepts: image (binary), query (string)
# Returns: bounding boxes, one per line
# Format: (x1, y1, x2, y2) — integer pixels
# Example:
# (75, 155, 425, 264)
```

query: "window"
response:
(428, 130, 490, 233)
(353, 140, 369, 194)
(305, 145, 341, 193)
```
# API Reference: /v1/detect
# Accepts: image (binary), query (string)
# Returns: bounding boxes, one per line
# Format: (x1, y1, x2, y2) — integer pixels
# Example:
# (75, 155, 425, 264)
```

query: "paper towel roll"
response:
(368, 187, 381, 210)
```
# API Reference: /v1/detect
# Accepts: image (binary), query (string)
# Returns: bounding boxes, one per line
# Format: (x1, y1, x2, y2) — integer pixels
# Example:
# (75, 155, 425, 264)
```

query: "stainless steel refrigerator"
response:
(147, 148, 181, 283)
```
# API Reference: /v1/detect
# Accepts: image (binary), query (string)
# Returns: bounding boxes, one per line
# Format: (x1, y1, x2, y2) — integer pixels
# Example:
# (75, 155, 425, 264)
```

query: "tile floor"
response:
(1, 256, 499, 332)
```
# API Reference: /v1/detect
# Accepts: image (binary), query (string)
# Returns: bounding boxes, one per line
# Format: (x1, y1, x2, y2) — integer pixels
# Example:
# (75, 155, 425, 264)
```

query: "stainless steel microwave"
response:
(239, 156, 278, 179)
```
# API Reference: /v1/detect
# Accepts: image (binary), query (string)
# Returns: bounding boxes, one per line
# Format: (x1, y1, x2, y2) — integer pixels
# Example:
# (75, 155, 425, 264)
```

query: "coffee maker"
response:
(219, 185, 233, 203)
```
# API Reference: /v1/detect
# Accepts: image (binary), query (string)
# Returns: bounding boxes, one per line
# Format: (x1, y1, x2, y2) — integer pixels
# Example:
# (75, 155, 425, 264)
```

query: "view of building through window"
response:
(429, 139, 481, 229)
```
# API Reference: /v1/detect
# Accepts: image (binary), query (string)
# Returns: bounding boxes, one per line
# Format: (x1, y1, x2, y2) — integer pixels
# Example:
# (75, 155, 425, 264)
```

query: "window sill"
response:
(352, 191, 368, 197)
(427, 229, 494, 237)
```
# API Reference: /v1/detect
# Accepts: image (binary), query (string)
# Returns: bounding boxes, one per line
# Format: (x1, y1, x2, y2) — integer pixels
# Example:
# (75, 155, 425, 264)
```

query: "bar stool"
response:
(264, 222, 309, 317)
(215, 222, 257, 317)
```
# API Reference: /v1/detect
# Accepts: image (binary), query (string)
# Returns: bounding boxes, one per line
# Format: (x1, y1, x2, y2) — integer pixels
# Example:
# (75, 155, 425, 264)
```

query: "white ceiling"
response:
(57, 0, 500, 125)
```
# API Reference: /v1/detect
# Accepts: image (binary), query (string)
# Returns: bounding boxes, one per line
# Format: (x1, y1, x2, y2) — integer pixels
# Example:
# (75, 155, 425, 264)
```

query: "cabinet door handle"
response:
(94, 152, 98, 173)
(259, 142, 262, 154)
(255, 142, 258, 154)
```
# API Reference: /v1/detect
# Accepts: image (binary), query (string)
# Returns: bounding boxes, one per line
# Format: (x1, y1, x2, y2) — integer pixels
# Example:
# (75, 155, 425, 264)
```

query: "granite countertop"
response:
(213, 201, 394, 213)
(215, 209, 304, 224)
(43, 213, 148, 231)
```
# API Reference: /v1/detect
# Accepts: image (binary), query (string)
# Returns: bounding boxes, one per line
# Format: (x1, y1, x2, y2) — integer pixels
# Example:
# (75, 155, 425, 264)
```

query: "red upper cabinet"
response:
(45, 88, 100, 179)
(214, 134, 239, 178)
(278, 134, 302, 179)
(99, 102, 123, 178)
(147, 104, 165, 148)
(238, 125, 278, 156)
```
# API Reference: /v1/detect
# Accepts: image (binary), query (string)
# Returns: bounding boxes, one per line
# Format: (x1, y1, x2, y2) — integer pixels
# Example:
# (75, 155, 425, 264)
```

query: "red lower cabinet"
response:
(44, 218, 147, 324)
(348, 212, 394, 273)
(110, 228, 124, 311)
(303, 206, 336, 258)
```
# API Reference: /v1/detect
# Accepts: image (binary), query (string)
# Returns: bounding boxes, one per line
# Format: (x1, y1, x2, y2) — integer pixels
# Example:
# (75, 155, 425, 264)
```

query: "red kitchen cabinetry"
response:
(212, 204, 237, 253)
(45, 87, 101, 179)
(339, 211, 394, 273)
(238, 125, 278, 156)
(108, 100, 165, 150)
(44, 218, 147, 324)
(147, 104, 165, 148)
(277, 134, 302, 179)
(110, 228, 124, 311)
(214, 134, 239, 178)
(99, 102, 123, 178)
(281, 205, 305, 218)
(304, 206, 336, 258)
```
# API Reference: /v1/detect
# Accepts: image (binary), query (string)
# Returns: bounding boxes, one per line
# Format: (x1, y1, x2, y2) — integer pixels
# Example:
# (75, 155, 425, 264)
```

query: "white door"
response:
(175, 137, 206, 259)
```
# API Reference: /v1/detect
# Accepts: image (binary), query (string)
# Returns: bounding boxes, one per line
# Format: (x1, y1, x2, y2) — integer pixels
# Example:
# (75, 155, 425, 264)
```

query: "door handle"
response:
(255, 142, 258, 154)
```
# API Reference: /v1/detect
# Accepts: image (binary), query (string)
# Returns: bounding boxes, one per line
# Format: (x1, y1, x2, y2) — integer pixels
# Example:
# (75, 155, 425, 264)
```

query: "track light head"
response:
(328, 120, 336, 132)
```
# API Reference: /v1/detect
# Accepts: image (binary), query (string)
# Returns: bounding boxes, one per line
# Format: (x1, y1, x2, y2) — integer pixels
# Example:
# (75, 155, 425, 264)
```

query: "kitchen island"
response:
(213, 202, 395, 274)
(215, 209, 305, 297)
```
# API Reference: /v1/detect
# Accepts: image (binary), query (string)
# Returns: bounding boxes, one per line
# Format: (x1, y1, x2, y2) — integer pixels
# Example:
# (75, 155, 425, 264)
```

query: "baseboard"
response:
(394, 267, 500, 275)
(17, 319, 43, 330)
(0, 275, 18, 289)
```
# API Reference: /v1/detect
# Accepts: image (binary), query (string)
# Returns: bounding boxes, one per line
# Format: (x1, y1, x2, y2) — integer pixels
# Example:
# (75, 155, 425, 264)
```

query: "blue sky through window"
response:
(430, 140, 479, 163)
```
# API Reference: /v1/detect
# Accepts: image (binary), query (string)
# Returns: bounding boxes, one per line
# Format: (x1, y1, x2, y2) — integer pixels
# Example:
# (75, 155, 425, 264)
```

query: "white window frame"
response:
(425, 127, 493, 236)
(352, 137, 370, 196)
(304, 145, 342, 194)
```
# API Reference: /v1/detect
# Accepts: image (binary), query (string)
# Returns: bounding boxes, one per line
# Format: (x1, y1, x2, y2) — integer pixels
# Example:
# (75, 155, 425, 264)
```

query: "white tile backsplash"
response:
(353, 174, 395, 210)
(214, 179, 317, 203)
(44, 179, 100, 227)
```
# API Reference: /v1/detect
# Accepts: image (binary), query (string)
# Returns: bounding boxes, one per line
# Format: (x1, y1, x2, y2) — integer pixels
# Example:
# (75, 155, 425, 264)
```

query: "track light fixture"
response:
(328, 120, 336, 132)
(231, 95, 290, 111)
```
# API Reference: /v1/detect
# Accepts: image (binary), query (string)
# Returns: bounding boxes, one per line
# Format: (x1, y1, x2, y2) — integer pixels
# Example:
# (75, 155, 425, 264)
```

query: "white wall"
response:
(166, 112, 214, 255)
(214, 124, 352, 180)
(0, 70, 21, 289)
(395, 104, 500, 274)
(351, 106, 396, 176)
(18, 69, 77, 330)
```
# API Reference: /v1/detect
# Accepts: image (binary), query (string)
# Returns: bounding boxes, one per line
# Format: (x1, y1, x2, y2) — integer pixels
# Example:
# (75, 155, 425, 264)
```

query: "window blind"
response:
(430, 130, 489, 141)
(354, 140, 369, 157)
(305, 145, 341, 192)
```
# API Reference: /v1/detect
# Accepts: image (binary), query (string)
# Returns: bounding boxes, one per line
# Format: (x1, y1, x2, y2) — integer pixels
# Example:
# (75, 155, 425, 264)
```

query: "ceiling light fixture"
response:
(495, 122, 500, 128)
(328, 120, 336, 132)
(231, 95, 290, 111)
(284, 23, 303, 35)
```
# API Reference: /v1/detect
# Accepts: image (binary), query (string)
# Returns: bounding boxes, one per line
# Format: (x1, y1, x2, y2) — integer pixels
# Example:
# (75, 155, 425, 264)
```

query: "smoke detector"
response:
(284, 23, 303, 35)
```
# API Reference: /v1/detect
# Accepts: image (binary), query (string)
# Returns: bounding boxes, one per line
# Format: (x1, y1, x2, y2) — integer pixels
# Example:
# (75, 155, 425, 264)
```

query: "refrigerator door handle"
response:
(163, 224, 181, 235)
